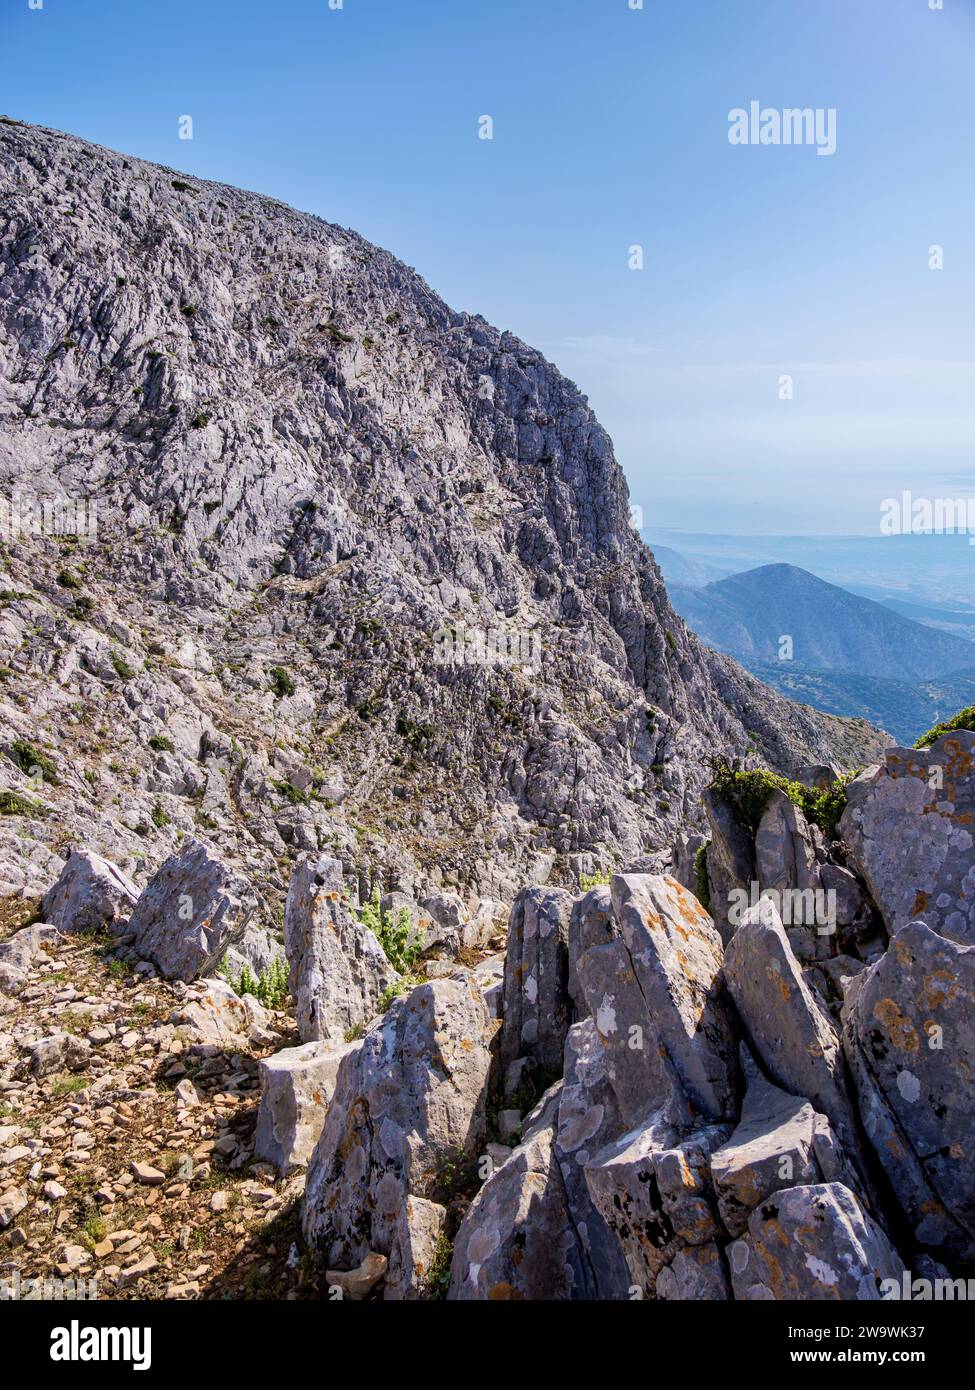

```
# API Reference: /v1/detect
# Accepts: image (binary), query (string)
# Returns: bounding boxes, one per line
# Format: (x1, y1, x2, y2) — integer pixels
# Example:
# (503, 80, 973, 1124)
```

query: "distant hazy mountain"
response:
(669, 563, 975, 682)
(645, 527, 975, 611)
(649, 544, 732, 589)
(879, 596, 975, 641)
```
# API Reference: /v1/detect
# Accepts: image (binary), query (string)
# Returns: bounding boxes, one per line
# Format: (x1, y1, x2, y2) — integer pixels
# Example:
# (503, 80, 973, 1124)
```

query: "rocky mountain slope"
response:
(0, 118, 882, 928)
(6, 120, 948, 1308)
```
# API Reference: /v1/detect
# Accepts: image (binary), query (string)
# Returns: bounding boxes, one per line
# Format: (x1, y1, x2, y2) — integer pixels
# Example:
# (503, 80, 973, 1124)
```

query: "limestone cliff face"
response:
(0, 119, 884, 909)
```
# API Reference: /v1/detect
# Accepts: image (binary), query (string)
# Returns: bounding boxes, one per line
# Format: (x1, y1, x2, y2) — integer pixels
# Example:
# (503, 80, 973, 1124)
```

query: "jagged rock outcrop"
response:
(711, 1047, 860, 1238)
(841, 733, 975, 945)
(126, 837, 256, 981)
(42, 850, 139, 935)
(302, 973, 495, 1298)
(448, 1087, 597, 1301)
(724, 897, 857, 1152)
(284, 853, 399, 1044)
(842, 920, 975, 1262)
(499, 887, 572, 1089)
(727, 1183, 907, 1301)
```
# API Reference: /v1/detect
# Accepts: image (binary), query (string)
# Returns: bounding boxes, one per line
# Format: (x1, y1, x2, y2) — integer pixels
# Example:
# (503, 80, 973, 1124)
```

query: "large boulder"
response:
(303, 973, 494, 1299)
(170, 978, 274, 1048)
(610, 874, 738, 1123)
(448, 1087, 598, 1301)
(575, 937, 692, 1129)
(285, 855, 399, 1044)
(42, 850, 139, 935)
(553, 1020, 634, 1297)
(840, 733, 975, 944)
(842, 920, 975, 1261)
(702, 786, 755, 942)
(127, 838, 256, 981)
(566, 885, 617, 1013)
(724, 897, 857, 1150)
(584, 1113, 731, 1296)
(255, 1040, 357, 1175)
(711, 1048, 859, 1238)
(500, 886, 572, 1087)
(754, 789, 821, 897)
(727, 1183, 907, 1300)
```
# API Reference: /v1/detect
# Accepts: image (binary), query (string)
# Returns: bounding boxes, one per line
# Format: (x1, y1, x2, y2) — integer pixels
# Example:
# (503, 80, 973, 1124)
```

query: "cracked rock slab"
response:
(842, 919, 975, 1261)
(727, 1182, 906, 1301)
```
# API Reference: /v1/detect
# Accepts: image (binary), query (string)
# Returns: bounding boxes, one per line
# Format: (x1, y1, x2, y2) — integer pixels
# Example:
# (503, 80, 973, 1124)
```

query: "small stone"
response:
(0, 1188, 28, 1229)
(175, 1079, 200, 1108)
(116, 1254, 158, 1287)
(42, 1181, 68, 1201)
(210, 1191, 230, 1212)
(498, 1110, 522, 1141)
(130, 1161, 166, 1186)
(325, 1251, 388, 1300)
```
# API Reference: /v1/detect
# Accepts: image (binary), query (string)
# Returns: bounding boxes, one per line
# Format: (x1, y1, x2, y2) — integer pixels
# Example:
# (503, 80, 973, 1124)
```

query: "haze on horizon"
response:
(2, 0, 973, 536)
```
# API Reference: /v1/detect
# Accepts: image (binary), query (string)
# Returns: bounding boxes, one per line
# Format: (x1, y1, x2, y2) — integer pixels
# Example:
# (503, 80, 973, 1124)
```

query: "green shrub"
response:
(272, 779, 312, 806)
(110, 651, 137, 680)
(57, 568, 82, 590)
(664, 629, 677, 653)
(355, 889, 423, 975)
(70, 595, 94, 619)
(377, 979, 411, 1012)
(150, 801, 170, 828)
(10, 738, 58, 784)
(0, 790, 44, 816)
(268, 666, 296, 698)
(171, 179, 197, 193)
(916, 705, 975, 749)
(148, 734, 174, 753)
(226, 957, 290, 1010)
(579, 869, 612, 891)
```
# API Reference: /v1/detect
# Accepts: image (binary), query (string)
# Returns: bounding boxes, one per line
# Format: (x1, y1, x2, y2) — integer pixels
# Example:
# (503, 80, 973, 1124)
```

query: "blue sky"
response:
(3, 0, 973, 534)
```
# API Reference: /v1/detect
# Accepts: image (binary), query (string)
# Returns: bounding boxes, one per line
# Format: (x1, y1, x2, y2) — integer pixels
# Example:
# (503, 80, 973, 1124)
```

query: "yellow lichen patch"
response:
(912, 890, 929, 916)
(920, 969, 957, 1011)
(766, 966, 791, 1005)
(873, 998, 920, 1053)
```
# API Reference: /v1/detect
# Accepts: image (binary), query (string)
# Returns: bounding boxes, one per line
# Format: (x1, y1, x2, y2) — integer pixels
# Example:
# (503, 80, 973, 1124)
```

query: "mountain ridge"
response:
(0, 118, 884, 918)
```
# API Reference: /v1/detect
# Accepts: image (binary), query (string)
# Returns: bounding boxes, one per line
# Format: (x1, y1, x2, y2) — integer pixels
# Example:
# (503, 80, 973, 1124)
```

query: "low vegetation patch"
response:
(0, 790, 45, 816)
(268, 666, 296, 698)
(355, 889, 423, 975)
(915, 705, 975, 749)
(225, 957, 290, 1010)
(707, 758, 855, 839)
(579, 869, 612, 891)
(9, 738, 59, 784)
